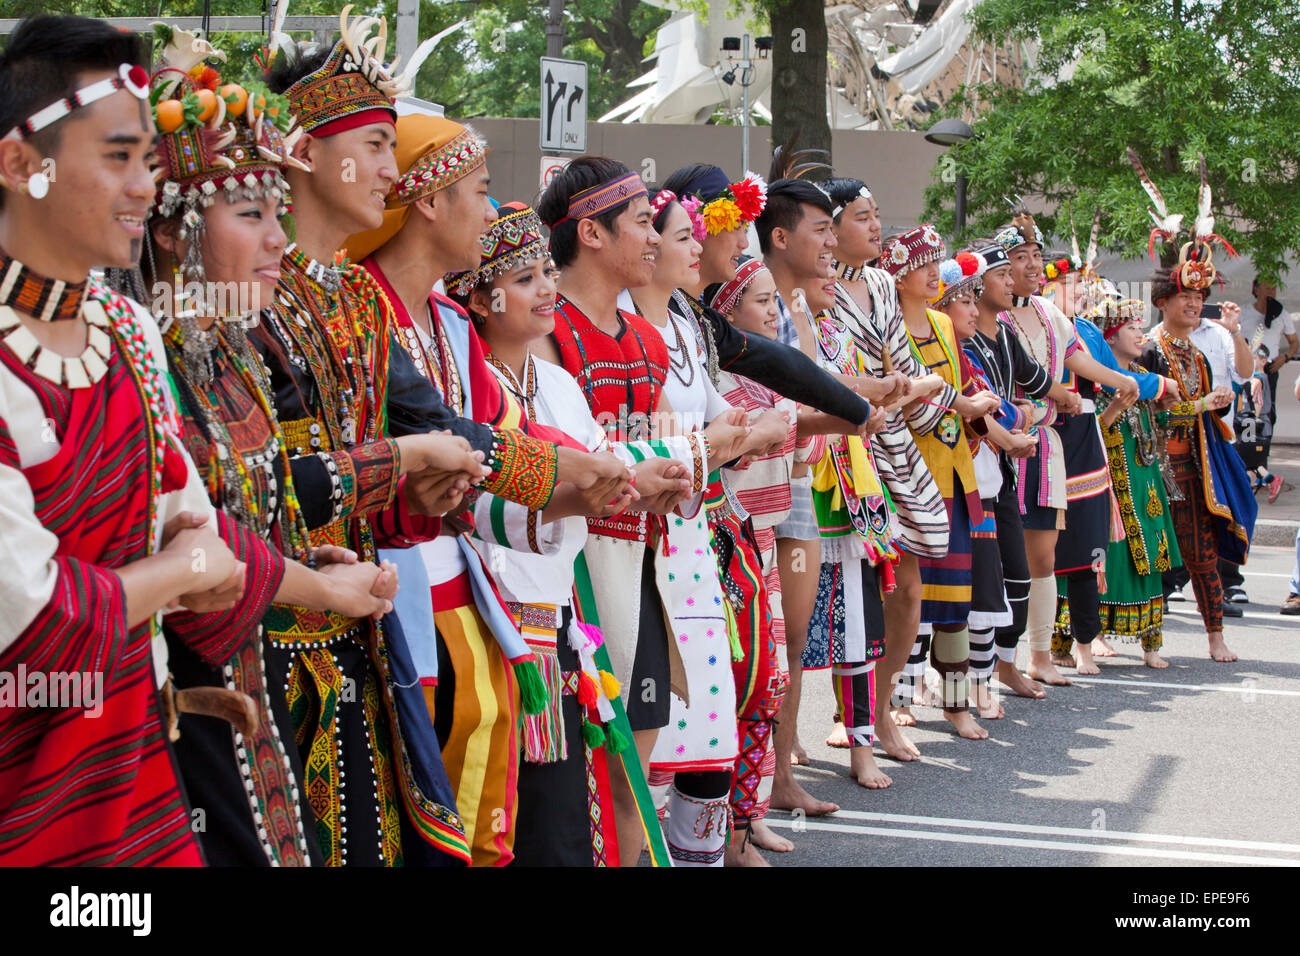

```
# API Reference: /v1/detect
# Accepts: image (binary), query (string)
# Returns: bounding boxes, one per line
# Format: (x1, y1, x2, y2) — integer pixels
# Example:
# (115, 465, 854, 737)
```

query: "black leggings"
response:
(1061, 568, 1100, 646)
(994, 480, 1030, 653)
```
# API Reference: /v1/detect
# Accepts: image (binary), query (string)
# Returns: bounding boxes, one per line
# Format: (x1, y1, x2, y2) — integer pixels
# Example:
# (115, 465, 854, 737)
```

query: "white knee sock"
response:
(1027, 576, 1057, 653)
(665, 787, 728, 867)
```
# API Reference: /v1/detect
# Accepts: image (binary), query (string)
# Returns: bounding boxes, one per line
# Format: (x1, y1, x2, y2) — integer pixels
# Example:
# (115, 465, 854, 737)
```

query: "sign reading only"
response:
(540, 56, 587, 153)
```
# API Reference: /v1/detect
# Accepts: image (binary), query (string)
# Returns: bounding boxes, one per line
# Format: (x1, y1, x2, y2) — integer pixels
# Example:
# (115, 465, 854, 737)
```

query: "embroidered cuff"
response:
(486, 428, 558, 510)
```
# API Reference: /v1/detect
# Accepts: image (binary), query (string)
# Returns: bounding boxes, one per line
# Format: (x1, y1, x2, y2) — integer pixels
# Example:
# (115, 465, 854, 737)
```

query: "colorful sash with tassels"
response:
(572, 553, 673, 866)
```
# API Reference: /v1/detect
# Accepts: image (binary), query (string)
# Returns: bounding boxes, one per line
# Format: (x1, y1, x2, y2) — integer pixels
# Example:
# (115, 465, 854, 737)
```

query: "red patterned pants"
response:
(1169, 453, 1224, 633)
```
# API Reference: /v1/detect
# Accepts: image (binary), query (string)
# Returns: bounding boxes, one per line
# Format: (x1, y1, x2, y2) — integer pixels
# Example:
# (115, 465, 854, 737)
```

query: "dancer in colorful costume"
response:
(138, 28, 481, 865)
(1127, 151, 1257, 662)
(259, 8, 591, 865)
(451, 202, 695, 865)
(535, 156, 753, 864)
(343, 114, 635, 865)
(882, 225, 1001, 739)
(1055, 298, 1182, 668)
(0, 15, 268, 865)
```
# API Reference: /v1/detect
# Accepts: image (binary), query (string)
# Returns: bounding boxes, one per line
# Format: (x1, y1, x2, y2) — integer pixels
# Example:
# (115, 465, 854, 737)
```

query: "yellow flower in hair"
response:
(703, 198, 743, 235)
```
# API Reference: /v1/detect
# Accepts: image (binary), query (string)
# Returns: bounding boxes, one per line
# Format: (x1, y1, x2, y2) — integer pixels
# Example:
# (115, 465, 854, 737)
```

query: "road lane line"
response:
(760, 818, 1300, 865)
(799, 810, 1300, 853)
(1067, 675, 1300, 697)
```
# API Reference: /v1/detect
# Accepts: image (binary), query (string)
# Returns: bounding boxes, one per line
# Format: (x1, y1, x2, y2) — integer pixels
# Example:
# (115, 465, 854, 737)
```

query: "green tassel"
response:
(606, 721, 631, 754)
(514, 660, 548, 716)
(723, 598, 744, 662)
(582, 718, 606, 749)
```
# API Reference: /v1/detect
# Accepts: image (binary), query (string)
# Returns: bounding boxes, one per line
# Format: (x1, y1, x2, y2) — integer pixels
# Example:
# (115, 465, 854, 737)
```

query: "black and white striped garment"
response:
(963, 319, 1054, 407)
(833, 270, 950, 560)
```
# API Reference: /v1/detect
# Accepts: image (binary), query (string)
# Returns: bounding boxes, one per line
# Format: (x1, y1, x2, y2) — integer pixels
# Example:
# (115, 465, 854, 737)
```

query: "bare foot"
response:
(748, 819, 794, 852)
(825, 722, 850, 748)
(724, 832, 774, 867)
(875, 718, 920, 761)
(1093, 636, 1117, 657)
(943, 709, 989, 739)
(995, 659, 1047, 699)
(849, 746, 893, 789)
(892, 705, 916, 727)
(969, 683, 1005, 719)
(1027, 651, 1073, 686)
(1144, 650, 1169, 669)
(1051, 652, 1074, 668)
(791, 737, 809, 765)
(1073, 643, 1101, 675)
(917, 685, 942, 708)
(1207, 632, 1238, 662)
(769, 779, 840, 816)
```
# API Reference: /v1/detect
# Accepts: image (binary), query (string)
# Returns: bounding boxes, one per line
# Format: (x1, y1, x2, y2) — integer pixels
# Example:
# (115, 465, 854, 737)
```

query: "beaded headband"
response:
(831, 185, 873, 219)
(446, 204, 548, 297)
(711, 256, 768, 316)
(389, 126, 487, 207)
(881, 223, 946, 278)
(2, 62, 149, 142)
(973, 244, 1010, 274)
(1092, 297, 1145, 339)
(933, 252, 985, 306)
(649, 188, 678, 222)
(555, 172, 647, 225)
(277, 6, 444, 134)
(993, 222, 1043, 253)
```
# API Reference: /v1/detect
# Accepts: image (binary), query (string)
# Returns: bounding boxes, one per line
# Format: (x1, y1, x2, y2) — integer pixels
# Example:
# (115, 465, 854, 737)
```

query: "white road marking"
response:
(1164, 604, 1297, 623)
(1068, 675, 1300, 697)
(761, 818, 1300, 865)
(808, 809, 1300, 853)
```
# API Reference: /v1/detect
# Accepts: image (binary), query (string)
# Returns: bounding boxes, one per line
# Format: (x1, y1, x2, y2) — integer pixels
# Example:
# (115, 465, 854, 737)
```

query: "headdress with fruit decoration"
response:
(142, 25, 307, 385)
(148, 24, 306, 283)
(1126, 148, 1238, 294)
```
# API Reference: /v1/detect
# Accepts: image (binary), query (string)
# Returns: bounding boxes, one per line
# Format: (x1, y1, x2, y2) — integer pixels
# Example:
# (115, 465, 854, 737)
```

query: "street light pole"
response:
(546, 0, 564, 58)
(741, 34, 750, 174)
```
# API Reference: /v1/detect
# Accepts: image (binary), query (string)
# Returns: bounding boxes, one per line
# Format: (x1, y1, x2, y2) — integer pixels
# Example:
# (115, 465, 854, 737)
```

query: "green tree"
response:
(0, 1, 668, 123)
(922, 0, 1300, 281)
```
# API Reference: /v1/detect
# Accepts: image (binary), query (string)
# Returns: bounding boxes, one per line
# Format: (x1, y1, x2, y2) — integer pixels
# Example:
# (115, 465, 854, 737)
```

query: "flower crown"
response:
(696, 171, 767, 236)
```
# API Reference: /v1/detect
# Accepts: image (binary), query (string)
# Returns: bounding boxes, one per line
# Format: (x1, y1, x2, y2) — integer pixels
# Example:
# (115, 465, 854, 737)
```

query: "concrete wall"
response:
(470, 118, 946, 229)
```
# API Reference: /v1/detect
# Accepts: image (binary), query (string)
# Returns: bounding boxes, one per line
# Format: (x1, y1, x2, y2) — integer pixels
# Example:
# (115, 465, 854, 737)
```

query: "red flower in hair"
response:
(730, 176, 765, 220)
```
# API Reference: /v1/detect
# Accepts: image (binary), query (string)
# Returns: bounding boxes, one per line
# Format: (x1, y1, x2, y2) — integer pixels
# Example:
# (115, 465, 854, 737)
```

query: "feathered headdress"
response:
(769, 130, 832, 183)
(1127, 148, 1238, 292)
(270, 4, 458, 133)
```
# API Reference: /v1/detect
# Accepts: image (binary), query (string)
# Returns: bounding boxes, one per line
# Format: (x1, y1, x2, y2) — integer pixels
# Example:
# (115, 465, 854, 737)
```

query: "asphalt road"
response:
(763, 542, 1300, 867)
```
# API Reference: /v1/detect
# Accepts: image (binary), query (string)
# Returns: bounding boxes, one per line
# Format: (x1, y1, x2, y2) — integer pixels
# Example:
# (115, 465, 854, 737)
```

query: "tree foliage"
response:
(922, 0, 1300, 282)
(1, 1, 668, 123)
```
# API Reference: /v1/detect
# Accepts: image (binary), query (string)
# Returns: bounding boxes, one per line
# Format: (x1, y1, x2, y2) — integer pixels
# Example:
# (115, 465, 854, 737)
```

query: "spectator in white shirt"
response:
(1245, 277, 1298, 427)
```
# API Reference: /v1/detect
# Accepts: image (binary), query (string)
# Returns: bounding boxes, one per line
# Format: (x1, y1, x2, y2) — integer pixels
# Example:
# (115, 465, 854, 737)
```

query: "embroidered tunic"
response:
(0, 280, 266, 865)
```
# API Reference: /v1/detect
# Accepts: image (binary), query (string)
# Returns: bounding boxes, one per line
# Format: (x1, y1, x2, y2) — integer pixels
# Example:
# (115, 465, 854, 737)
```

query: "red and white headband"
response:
(3, 63, 149, 142)
(711, 257, 768, 316)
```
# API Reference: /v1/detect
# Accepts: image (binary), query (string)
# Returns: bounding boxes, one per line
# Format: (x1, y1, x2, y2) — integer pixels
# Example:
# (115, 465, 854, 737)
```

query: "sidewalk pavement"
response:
(1252, 442, 1300, 547)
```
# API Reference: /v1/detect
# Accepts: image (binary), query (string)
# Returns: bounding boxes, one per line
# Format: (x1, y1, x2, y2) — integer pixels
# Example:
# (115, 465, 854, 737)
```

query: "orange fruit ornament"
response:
(220, 84, 248, 117)
(156, 99, 185, 133)
(195, 89, 218, 123)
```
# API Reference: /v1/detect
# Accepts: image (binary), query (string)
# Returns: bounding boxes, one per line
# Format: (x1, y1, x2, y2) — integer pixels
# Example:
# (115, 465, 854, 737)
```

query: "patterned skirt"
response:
(969, 498, 1011, 631)
(917, 490, 973, 623)
(803, 555, 886, 669)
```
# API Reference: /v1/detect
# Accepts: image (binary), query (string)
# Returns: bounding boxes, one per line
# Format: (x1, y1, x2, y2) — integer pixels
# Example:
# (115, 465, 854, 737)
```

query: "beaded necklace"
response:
(486, 351, 536, 422)
(1155, 329, 1206, 401)
(671, 290, 720, 386)
(662, 307, 697, 389)
(835, 260, 866, 283)
(167, 318, 311, 562)
(280, 250, 370, 447)
(0, 252, 87, 322)
(285, 242, 341, 295)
